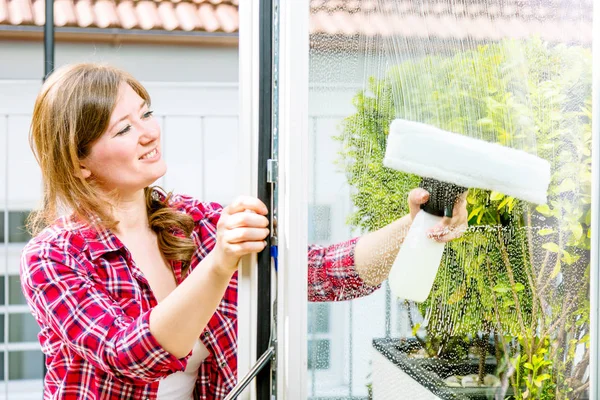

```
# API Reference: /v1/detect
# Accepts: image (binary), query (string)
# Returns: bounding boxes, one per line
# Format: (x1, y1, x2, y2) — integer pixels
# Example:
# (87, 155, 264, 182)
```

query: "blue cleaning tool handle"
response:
(270, 245, 278, 272)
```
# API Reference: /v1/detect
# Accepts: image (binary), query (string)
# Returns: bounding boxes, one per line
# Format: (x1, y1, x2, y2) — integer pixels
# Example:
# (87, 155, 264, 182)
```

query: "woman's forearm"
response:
(149, 252, 232, 359)
(354, 214, 413, 287)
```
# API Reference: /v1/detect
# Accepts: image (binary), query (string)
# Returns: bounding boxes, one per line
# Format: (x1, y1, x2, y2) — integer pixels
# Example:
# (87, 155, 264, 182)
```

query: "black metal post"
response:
(42, 0, 54, 380)
(43, 0, 55, 80)
(256, 0, 274, 398)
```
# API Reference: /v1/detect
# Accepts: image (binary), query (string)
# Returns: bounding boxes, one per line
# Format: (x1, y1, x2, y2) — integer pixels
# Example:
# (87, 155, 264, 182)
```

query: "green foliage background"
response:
(336, 39, 592, 399)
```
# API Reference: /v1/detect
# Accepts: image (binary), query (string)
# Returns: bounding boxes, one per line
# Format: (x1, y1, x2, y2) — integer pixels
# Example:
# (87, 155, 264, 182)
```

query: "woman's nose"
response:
(139, 123, 160, 143)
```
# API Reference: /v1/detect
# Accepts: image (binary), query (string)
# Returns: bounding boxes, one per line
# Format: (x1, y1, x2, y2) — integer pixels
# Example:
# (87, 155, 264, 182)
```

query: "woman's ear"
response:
(79, 163, 92, 179)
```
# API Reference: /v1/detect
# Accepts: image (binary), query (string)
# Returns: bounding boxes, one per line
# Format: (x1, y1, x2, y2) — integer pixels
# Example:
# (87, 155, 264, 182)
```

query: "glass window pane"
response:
(9, 313, 39, 343)
(9, 275, 26, 305)
(0, 276, 6, 306)
(8, 351, 44, 380)
(307, 1, 593, 399)
(8, 211, 31, 243)
(308, 303, 330, 334)
(307, 339, 330, 371)
(0, 315, 6, 343)
(308, 205, 331, 243)
(0, 211, 32, 243)
(0, 352, 4, 382)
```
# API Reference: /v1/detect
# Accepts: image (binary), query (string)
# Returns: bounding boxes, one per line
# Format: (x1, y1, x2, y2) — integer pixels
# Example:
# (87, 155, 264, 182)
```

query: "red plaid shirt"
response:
(20, 194, 379, 399)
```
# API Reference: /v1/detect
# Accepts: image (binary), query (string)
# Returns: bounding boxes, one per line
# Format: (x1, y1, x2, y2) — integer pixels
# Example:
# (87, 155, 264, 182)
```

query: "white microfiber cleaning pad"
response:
(383, 119, 551, 205)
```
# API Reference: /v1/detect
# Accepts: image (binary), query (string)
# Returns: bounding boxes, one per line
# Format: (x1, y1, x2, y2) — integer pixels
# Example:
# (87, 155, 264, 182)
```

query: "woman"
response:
(20, 63, 467, 399)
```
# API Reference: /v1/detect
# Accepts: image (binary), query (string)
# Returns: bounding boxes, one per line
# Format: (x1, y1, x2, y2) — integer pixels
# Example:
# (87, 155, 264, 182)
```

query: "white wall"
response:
(0, 40, 238, 82)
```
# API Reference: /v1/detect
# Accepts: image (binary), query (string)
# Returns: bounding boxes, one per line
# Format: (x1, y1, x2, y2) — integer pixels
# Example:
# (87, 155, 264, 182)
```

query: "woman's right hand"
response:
(211, 196, 270, 275)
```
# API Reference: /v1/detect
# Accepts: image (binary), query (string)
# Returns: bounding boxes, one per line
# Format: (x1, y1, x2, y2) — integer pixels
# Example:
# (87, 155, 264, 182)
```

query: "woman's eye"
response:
(116, 125, 131, 136)
(143, 110, 154, 119)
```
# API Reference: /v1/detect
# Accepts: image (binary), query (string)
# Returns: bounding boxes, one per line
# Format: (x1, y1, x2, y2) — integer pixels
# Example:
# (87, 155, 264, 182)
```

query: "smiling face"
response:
(80, 83, 166, 196)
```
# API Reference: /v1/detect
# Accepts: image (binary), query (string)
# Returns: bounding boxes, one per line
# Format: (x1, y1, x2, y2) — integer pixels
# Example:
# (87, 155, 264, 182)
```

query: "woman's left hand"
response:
(407, 188, 469, 243)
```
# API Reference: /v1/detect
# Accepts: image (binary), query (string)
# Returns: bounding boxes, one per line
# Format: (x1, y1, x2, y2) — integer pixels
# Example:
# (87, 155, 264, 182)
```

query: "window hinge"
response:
(267, 159, 278, 183)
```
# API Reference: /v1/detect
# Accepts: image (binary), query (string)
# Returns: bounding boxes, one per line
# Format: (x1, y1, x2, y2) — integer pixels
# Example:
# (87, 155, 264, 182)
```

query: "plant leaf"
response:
(514, 283, 525, 292)
(411, 323, 421, 337)
(493, 284, 510, 294)
(497, 196, 511, 210)
(561, 250, 580, 266)
(550, 260, 562, 279)
(570, 223, 583, 241)
(468, 206, 483, 221)
(536, 204, 552, 216)
(537, 228, 554, 236)
(554, 178, 576, 194)
(542, 243, 560, 253)
(490, 191, 505, 201)
(448, 285, 467, 305)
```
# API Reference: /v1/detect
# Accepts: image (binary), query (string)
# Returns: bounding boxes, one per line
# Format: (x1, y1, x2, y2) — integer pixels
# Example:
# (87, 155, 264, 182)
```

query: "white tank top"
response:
(157, 339, 210, 399)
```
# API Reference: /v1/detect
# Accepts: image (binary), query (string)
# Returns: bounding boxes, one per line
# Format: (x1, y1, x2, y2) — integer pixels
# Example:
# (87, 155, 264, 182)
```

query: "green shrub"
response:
(337, 38, 591, 399)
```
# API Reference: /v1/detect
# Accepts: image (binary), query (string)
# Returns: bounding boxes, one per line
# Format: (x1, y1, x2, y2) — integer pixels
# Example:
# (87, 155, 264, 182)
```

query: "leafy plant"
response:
(337, 38, 591, 399)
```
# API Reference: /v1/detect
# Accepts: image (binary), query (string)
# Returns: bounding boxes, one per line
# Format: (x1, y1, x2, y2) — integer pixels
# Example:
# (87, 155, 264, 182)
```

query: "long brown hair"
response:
(28, 63, 195, 266)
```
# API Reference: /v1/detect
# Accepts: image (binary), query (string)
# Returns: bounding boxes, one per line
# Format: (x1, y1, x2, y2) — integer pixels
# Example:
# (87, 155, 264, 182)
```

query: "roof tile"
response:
(94, 0, 119, 28)
(156, 1, 177, 30)
(55, 0, 76, 26)
(175, 1, 198, 31)
(116, 0, 137, 29)
(0, 0, 7, 24)
(74, 0, 94, 27)
(0, 0, 592, 45)
(214, 3, 236, 33)
(136, 0, 161, 30)
(31, 0, 43, 24)
(197, 2, 217, 32)
(9, 0, 33, 25)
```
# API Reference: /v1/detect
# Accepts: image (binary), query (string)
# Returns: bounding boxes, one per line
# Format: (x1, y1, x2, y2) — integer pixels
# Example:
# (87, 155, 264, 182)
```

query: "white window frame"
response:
(274, 0, 310, 399)
(237, 0, 261, 399)
(591, 2, 600, 397)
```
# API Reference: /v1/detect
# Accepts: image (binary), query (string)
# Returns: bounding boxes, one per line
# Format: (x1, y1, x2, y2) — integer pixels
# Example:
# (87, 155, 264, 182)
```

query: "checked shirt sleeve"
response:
(307, 237, 381, 302)
(20, 238, 189, 384)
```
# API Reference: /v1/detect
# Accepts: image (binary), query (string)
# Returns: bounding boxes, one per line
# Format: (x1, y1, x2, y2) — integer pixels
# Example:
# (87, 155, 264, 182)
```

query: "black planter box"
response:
(372, 338, 590, 400)
(372, 338, 510, 400)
